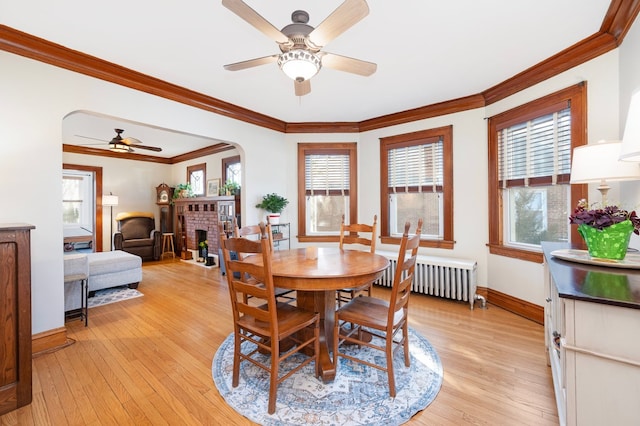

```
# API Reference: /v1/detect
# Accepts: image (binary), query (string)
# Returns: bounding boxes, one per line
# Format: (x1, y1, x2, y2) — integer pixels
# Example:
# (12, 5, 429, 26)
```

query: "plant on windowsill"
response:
(569, 199, 640, 260)
(255, 193, 289, 224)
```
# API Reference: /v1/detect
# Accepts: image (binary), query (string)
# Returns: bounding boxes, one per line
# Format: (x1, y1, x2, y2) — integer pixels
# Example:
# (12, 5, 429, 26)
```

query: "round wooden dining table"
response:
(253, 247, 390, 381)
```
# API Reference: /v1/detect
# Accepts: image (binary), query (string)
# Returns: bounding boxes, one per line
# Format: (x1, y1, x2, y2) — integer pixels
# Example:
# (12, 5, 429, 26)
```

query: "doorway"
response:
(63, 163, 103, 252)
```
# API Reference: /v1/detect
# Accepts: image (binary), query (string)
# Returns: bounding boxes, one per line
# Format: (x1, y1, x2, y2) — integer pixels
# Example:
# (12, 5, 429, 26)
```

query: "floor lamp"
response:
(103, 193, 119, 251)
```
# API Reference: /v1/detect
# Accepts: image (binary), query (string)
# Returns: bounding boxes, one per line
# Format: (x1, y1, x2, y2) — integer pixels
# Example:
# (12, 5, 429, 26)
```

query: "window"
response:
(62, 171, 94, 230)
(187, 163, 206, 196)
(380, 126, 453, 248)
(488, 83, 587, 262)
(298, 143, 357, 242)
(222, 155, 241, 187)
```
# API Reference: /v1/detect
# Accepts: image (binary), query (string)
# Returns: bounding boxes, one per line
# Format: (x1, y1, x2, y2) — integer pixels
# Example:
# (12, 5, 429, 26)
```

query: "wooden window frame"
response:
(487, 83, 587, 263)
(297, 142, 357, 243)
(380, 126, 454, 249)
(222, 155, 240, 185)
(187, 163, 206, 197)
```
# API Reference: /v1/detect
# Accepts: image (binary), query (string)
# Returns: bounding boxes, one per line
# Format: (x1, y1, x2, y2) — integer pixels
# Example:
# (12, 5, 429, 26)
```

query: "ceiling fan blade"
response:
(74, 134, 108, 143)
(129, 144, 162, 152)
(224, 55, 279, 71)
(320, 52, 376, 76)
(221, 0, 289, 44)
(122, 137, 142, 145)
(308, 0, 369, 48)
(295, 79, 311, 96)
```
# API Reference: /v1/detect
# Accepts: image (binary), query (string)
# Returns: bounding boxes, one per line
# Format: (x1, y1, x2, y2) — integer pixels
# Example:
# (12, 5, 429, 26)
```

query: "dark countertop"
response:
(542, 241, 640, 310)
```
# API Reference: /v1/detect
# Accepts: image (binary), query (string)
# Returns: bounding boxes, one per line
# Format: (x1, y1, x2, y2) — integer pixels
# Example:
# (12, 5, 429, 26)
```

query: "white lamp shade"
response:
(620, 89, 640, 162)
(103, 195, 119, 206)
(570, 140, 640, 183)
(277, 50, 321, 81)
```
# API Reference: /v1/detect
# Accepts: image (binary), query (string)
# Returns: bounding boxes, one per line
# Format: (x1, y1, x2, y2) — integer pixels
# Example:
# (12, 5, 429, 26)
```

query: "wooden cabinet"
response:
(543, 242, 640, 426)
(0, 224, 34, 414)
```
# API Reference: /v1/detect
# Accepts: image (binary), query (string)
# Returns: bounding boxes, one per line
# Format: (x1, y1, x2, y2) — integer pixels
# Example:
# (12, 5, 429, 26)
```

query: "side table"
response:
(63, 273, 88, 326)
(161, 233, 175, 259)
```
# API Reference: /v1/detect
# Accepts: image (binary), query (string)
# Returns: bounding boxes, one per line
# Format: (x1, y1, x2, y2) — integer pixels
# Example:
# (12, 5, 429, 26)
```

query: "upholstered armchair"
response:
(113, 212, 161, 261)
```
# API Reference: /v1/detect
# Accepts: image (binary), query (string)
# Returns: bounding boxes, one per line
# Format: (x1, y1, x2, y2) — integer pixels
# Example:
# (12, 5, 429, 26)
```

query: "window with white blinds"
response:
(498, 105, 571, 187)
(380, 126, 453, 246)
(298, 143, 357, 240)
(388, 139, 443, 192)
(487, 83, 586, 258)
(305, 153, 350, 195)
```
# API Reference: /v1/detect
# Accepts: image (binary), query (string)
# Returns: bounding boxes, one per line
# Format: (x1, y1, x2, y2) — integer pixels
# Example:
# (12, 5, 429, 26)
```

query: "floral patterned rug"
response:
(212, 327, 443, 425)
(87, 285, 143, 308)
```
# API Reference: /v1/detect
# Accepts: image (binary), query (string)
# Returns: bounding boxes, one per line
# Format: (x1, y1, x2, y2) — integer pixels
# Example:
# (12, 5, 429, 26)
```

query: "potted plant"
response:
(569, 199, 640, 260)
(173, 183, 193, 200)
(255, 193, 289, 224)
(223, 180, 240, 196)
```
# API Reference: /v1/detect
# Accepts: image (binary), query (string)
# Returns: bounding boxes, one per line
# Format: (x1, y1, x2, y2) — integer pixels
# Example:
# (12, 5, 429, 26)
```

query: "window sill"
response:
(487, 244, 543, 263)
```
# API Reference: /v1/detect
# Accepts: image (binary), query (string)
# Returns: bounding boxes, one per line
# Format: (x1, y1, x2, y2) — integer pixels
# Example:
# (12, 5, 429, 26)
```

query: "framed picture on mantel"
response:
(206, 179, 220, 197)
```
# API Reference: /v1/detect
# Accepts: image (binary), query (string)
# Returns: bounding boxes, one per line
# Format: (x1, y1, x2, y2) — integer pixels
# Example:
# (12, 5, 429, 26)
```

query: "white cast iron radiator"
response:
(375, 251, 484, 309)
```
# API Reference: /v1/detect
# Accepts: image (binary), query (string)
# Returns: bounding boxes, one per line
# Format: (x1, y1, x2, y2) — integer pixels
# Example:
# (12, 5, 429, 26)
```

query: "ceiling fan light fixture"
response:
(278, 49, 321, 81)
(109, 142, 131, 153)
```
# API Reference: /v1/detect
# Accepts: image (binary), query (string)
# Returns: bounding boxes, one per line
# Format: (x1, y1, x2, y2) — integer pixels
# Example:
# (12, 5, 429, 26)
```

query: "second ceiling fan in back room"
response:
(221, 0, 377, 96)
(75, 129, 162, 153)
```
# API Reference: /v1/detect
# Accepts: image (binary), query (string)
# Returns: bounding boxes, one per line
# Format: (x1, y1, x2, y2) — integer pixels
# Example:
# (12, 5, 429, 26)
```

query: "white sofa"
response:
(64, 250, 142, 311)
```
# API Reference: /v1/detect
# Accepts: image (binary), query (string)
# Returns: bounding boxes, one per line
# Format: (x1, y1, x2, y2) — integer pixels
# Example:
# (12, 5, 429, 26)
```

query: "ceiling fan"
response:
(75, 129, 162, 153)
(221, 0, 377, 96)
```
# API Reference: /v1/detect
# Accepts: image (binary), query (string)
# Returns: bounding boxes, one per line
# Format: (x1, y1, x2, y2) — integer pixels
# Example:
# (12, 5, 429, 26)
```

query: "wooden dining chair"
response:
(333, 219, 423, 397)
(220, 222, 320, 414)
(337, 214, 378, 306)
(233, 218, 296, 303)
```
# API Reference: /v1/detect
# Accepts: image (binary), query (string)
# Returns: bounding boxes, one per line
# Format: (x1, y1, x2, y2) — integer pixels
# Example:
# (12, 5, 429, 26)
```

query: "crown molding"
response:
(0, 25, 286, 133)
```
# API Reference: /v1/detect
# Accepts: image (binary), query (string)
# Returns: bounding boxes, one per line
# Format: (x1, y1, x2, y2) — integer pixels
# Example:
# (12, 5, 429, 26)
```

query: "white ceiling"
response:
(3, 0, 613, 157)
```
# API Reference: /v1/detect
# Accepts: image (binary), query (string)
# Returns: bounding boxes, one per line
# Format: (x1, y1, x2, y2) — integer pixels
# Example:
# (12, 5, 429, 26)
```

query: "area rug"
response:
(88, 285, 143, 308)
(212, 327, 443, 425)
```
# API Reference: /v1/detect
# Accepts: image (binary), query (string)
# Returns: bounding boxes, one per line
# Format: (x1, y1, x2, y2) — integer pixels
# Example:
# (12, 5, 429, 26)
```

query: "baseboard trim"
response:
(486, 288, 544, 324)
(32, 327, 74, 356)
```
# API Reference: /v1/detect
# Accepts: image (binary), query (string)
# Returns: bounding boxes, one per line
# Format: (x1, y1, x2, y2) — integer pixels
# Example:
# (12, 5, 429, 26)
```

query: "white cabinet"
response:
(543, 243, 640, 426)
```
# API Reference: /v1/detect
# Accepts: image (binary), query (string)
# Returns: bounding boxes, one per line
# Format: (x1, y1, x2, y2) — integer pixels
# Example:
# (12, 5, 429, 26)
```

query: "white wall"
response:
(3, 15, 640, 336)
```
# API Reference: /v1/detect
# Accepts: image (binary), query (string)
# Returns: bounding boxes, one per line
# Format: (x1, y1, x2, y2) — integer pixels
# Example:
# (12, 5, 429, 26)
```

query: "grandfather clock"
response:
(155, 183, 174, 234)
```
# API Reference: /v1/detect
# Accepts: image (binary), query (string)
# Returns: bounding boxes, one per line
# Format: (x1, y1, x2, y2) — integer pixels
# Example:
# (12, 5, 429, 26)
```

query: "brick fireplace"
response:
(173, 196, 235, 256)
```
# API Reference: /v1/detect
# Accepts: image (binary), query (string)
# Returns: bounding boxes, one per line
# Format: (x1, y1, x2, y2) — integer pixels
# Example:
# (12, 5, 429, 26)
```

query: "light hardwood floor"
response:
(2, 259, 559, 425)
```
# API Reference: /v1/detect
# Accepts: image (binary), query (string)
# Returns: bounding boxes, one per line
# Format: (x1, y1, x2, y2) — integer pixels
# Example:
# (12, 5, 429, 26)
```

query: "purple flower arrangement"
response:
(569, 199, 640, 235)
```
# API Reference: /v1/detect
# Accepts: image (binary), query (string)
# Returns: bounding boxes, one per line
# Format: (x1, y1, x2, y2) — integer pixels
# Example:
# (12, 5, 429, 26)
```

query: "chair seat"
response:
(239, 302, 318, 339)
(338, 296, 404, 330)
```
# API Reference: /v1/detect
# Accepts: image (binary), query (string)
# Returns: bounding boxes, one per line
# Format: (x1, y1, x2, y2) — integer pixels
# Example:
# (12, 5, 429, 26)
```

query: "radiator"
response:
(375, 251, 482, 309)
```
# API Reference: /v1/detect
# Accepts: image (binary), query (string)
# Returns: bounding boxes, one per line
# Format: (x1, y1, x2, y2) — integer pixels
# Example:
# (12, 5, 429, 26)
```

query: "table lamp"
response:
(570, 140, 640, 206)
(103, 193, 119, 250)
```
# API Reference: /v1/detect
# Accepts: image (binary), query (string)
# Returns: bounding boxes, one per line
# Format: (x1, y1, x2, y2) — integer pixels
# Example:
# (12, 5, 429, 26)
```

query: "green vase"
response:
(578, 220, 633, 260)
